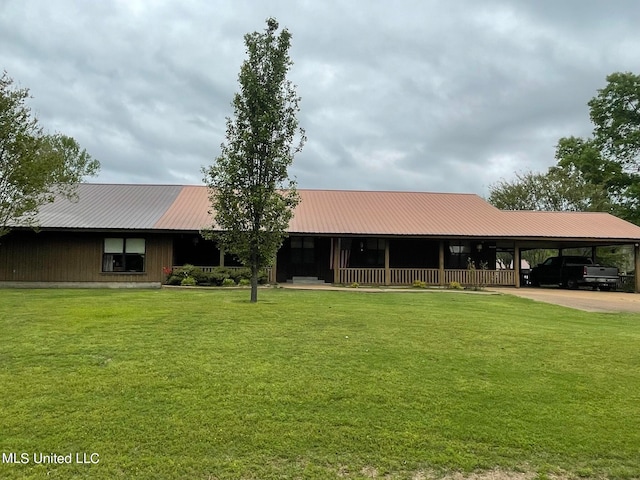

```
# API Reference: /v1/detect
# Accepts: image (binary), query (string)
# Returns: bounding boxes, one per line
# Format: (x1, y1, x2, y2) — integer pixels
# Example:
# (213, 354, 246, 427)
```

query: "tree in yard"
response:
(202, 18, 305, 303)
(0, 72, 99, 237)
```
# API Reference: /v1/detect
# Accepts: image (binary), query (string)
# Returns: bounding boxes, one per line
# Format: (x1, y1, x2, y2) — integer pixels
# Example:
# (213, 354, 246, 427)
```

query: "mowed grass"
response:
(0, 288, 639, 480)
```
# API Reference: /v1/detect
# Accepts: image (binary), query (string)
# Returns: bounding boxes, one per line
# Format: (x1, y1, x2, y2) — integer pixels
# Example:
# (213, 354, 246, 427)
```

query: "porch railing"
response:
(444, 269, 515, 286)
(389, 268, 440, 285)
(339, 268, 386, 285)
(339, 268, 516, 286)
(171, 265, 516, 287)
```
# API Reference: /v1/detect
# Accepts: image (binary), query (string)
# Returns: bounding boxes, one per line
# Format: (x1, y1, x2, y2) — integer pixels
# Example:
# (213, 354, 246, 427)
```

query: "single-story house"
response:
(2, 183, 640, 291)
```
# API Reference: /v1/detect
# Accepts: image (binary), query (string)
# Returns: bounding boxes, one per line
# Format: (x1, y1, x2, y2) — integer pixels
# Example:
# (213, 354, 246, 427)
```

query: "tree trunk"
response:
(249, 219, 260, 303)
(250, 263, 258, 303)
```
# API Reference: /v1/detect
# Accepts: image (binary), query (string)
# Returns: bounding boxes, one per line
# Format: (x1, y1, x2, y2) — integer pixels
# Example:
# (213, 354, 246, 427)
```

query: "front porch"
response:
(172, 233, 640, 289)
(172, 234, 521, 287)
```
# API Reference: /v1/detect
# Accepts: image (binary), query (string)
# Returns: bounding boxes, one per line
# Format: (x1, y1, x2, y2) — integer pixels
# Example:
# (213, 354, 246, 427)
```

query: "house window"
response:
(103, 238, 146, 273)
(291, 237, 314, 264)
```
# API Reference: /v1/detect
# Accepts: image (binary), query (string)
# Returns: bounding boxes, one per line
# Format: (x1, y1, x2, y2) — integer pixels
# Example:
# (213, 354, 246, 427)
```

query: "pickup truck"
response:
(529, 256, 619, 291)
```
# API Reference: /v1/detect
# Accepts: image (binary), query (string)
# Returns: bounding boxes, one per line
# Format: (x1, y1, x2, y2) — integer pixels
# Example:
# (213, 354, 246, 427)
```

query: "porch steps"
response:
(288, 276, 327, 285)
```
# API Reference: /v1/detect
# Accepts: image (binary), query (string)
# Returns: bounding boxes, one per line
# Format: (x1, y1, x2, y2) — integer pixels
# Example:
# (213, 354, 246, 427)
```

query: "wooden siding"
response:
(0, 231, 172, 283)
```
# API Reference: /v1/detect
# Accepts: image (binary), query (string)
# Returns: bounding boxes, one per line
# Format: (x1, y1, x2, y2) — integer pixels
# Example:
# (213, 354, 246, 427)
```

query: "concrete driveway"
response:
(489, 287, 640, 313)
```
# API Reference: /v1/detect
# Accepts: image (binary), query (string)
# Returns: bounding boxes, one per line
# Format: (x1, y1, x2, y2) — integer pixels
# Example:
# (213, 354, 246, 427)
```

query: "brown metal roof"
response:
(289, 189, 502, 235)
(23, 184, 640, 241)
(155, 187, 506, 234)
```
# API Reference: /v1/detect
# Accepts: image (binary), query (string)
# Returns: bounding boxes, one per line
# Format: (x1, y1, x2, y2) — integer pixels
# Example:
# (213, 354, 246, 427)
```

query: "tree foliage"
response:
(586, 72, 640, 224)
(487, 167, 609, 212)
(203, 18, 305, 302)
(589, 72, 640, 168)
(554, 135, 640, 224)
(0, 72, 99, 236)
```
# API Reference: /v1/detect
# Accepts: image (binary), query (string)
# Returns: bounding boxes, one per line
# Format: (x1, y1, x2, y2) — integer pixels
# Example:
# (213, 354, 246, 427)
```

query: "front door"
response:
(290, 236, 316, 277)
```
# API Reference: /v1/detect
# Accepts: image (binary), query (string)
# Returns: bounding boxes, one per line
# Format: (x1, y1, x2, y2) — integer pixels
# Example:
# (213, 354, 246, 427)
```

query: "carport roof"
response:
(24, 183, 640, 242)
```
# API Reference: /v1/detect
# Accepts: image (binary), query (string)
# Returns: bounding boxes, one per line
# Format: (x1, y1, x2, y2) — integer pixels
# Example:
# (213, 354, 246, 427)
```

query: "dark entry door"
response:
(290, 237, 316, 277)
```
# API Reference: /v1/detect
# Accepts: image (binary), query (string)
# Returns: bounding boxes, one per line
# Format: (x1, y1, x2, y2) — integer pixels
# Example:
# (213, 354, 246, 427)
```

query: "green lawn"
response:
(0, 288, 639, 479)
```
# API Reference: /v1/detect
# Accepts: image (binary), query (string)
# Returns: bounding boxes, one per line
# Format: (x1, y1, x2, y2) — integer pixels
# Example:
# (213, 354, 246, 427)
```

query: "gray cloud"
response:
(1, 0, 638, 195)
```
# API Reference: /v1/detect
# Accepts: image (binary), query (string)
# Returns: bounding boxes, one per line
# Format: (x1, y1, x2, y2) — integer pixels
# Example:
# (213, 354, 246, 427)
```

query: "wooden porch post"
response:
(384, 239, 390, 286)
(219, 249, 225, 267)
(514, 243, 521, 288)
(635, 243, 640, 294)
(333, 237, 341, 284)
(439, 240, 445, 286)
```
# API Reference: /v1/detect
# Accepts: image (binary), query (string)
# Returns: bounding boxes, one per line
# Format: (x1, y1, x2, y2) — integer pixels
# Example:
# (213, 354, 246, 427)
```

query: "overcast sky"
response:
(1, 0, 638, 196)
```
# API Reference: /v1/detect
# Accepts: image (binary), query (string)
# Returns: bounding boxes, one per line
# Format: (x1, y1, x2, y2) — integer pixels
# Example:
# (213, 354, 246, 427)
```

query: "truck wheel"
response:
(566, 278, 578, 290)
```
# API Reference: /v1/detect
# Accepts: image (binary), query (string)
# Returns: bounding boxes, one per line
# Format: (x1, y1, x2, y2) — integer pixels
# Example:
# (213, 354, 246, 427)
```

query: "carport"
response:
(494, 210, 640, 292)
